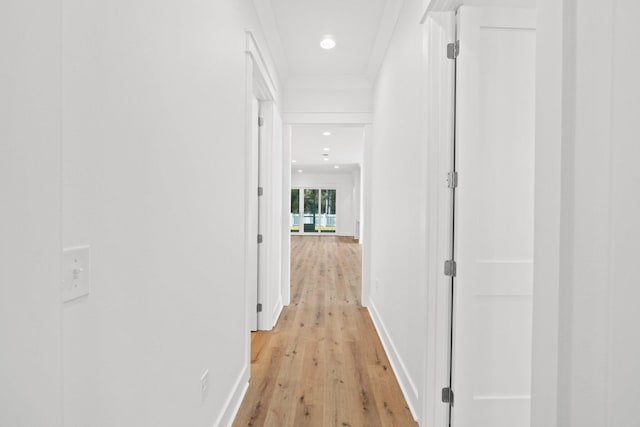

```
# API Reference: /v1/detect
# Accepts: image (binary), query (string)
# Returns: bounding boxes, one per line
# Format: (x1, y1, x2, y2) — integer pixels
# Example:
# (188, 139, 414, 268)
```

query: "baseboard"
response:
(367, 301, 420, 422)
(271, 296, 283, 329)
(214, 363, 249, 427)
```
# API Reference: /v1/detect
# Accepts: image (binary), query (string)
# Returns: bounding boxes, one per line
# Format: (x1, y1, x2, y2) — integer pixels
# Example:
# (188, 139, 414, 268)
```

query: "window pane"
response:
(303, 189, 319, 232)
(290, 189, 300, 232)
(320, 189, 336, 233)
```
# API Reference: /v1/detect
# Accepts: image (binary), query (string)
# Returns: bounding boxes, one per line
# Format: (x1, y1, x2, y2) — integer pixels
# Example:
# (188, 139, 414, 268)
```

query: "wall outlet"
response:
(62, 246, 91, 303)
(201, 369, 209, 402)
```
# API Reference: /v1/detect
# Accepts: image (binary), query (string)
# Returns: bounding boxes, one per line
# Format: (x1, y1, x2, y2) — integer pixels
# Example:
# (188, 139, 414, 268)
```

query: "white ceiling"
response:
(291, 126, 364, 174)
(254, 0, 404, 85)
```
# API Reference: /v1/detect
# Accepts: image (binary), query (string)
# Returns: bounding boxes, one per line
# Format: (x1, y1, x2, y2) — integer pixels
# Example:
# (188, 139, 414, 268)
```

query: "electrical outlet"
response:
(201, 369, 209, 402)
(62, 246, 91, 302)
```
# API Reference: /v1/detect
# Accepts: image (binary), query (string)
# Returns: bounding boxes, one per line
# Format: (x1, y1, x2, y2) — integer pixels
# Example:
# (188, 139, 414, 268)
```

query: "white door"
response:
(249, 97, 259, 331)
(451, 6, 536, 427)
(257, 103, 267, 330)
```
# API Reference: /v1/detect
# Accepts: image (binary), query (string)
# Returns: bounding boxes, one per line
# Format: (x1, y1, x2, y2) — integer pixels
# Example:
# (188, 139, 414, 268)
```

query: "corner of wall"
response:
(366, 301, 421, 423)
(213, 363, 250, 427)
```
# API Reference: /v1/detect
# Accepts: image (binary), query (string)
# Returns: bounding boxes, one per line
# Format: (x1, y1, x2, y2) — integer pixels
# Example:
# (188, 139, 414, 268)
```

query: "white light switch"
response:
(62, 245, 91, 302)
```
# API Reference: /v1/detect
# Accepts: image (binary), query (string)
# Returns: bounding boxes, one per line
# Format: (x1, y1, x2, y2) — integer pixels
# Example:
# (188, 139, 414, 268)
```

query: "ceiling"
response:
(254, 0, 404, 85)
(291, 126, 364, 174)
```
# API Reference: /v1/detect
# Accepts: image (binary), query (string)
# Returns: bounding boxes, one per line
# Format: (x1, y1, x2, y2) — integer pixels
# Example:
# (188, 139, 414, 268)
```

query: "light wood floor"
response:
(232, 235, 418, 427)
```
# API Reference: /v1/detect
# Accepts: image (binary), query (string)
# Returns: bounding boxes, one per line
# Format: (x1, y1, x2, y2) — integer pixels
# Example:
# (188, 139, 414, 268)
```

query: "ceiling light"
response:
(292, 159, 297, 163)
(320, 37, 336, 50)
(334, 165, 340, 169)
(323, 131, 331, 136)
(297, 169, 303, 173)
(323, 147, 330, 151)
(323, 158, 329, 161)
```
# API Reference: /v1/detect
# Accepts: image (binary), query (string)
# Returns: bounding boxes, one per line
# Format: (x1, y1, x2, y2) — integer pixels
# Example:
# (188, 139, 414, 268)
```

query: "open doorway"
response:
(288, 125, 364, 239)
(245, 32, 286, 335)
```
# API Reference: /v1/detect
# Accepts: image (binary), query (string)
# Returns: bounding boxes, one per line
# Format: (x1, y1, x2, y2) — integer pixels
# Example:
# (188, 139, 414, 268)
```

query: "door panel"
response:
(303, 189, 319, 232)
(452, 6, 536, 427)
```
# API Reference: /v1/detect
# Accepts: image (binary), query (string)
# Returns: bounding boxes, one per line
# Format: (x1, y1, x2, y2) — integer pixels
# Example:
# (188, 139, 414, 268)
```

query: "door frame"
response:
(245, 31, 284, 334)
(421, 10, 457, 427)
(282, 115, 372, 308)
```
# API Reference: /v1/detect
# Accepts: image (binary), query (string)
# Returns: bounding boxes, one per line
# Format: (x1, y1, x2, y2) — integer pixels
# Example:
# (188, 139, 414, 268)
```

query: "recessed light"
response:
(323, 147, 330, 151)
(292, 159, 297, 163)
(320, 37, 336, 50)
(323, 131, 331, 136)
(297, 169, 303, 173)
(323, 158, 329, 161)
(334, 165, 340, 169)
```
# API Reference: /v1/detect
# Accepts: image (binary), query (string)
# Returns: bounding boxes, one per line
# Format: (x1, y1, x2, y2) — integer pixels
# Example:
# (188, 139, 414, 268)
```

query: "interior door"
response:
(257, 103, 267, 330)
(451, 7, 536, 427)
(249, 98, 259, 331)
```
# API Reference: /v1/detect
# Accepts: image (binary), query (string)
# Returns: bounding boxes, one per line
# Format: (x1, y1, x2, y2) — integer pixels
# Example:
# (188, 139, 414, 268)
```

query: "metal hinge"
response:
(442, 387, 454, 405)
(444, 260, 457, 277)
(447, 171, 458, 189)
(447, 41, 459, 59)
(257, 234, 263, 244)
(258, 117, 264, 127)
(257, 303, 263, 313)
(258, 186, 264, 196)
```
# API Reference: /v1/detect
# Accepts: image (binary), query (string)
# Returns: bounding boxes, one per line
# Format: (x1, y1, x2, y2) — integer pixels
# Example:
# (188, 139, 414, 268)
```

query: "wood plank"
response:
(232, 236, 418, 427)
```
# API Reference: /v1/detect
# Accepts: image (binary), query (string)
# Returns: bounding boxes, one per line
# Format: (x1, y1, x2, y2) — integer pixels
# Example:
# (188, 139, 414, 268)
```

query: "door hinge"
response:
(258, 117, 264, 127)
(442, 387, 454, 405)
(447, 171, 458, 189)
(257, 234, 263, 244)
(444, 260, 457, 277)
(257, 303, 263, 313)
(258, 186, 264, 196)
(447, 41, 459, 59)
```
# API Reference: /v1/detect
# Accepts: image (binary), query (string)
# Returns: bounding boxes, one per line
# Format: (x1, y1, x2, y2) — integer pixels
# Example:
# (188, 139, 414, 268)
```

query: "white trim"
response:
(427, 0, 458, 12)
(281, 126, 292, 307)
(422, 11, 455, 427)
(360, 125, 373, 308)
(251, 1, 290, 81)
(271, 296, 283, 329)
(366, 0, 406, 83)
(530, 0, 567, 425)
(213, 364, 250, 427)
(367, 302, 420, 422)
(245, 31, 278, 103)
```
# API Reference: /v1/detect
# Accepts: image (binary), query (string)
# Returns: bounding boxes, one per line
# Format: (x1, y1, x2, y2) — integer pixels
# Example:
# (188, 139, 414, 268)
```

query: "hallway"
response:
(233, 236, 417, 426)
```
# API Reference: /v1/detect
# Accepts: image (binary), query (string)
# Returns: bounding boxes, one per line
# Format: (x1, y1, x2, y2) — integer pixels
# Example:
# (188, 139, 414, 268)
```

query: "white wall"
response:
(532, 1, 640, 426)
(284, 86, 372, 114)
(291, 172, 358, 237)
(283, 75, 372, 117)
(0, 1, 62, 426)
(60, 1, 278, 426)
(368, 0, 429, 421)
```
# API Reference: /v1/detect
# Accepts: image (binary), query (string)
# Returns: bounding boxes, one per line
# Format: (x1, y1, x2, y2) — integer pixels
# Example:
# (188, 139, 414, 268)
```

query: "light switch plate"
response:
(62, 245, 91, 303)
